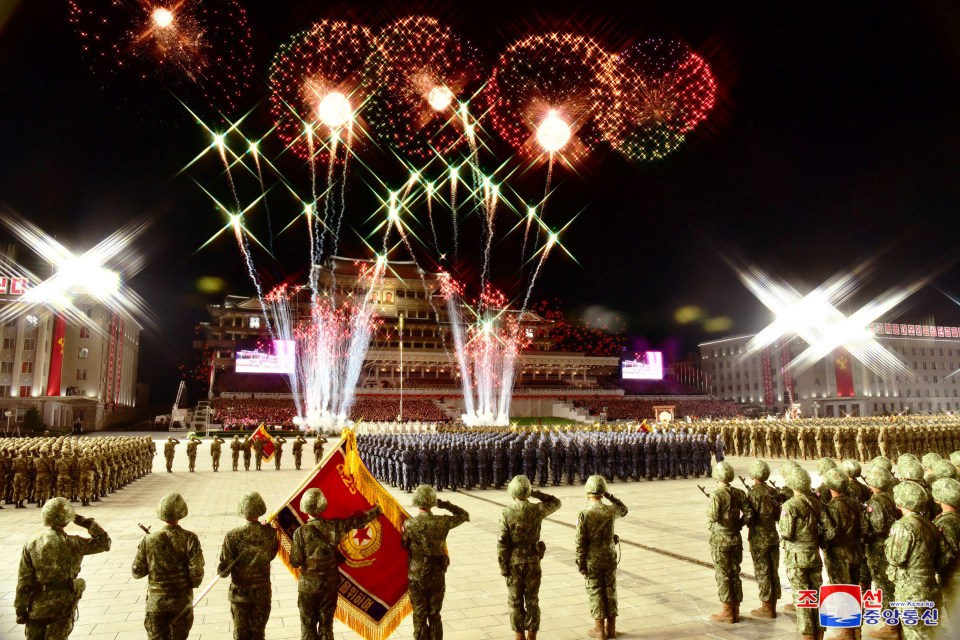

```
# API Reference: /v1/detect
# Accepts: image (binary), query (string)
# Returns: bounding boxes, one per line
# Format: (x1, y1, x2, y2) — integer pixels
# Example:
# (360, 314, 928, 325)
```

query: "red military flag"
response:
(267, 429, 412, 640)
(637, 419, 651, 433)
(834, 348, 855, 398)
(250, 424, 276, 462)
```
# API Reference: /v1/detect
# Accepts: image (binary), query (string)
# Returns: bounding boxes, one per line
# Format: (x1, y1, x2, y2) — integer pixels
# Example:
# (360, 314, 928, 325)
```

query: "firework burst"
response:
(597, 38, 717, 162)
(68, 0, 253, 113)
(363, 16, 488, 161)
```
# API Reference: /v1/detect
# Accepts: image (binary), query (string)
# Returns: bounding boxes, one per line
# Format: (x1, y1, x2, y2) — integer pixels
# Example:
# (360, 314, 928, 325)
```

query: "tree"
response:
(23, 407, 45, 433)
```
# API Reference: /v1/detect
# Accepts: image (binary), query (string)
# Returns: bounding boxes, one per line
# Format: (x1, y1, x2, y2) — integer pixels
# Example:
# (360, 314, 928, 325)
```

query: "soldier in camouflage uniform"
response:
(273, 436, 287, 470)
(745, 460, 781, 618)
(292, 434, 307, 470)
(218, 492, 278, 640)
(932, 478, 960, 635)
(76, 451, 95, 507)
(164, 437, 178, 473)
(15, 498, 110, 639)
(33, 446, 55, 508)
(707, 461, 747, 625)
(132, 492, 205, 640)
(497, 475, 561, 640)
(819, 468, 863, 596)
(861, 466, 900, 640)
(576, 475, 628, 640)
(289, 488, 381, 640)
(886, 481, 941, 640)
(55, 450, 74, 500)
(242, 435, 252, 471)
(230, 435, 242, 471)
(12, 447, 31, 508)
(402, 484, 469, 640)
(186, 436, 199, 472)
(210, 435, 225, 472)
(779, 467, 823, 640)
(313, 434, 328, 466)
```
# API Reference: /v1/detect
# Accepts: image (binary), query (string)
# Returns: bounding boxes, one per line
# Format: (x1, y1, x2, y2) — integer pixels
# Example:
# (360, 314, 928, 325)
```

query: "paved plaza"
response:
(1, 433, 826, 640)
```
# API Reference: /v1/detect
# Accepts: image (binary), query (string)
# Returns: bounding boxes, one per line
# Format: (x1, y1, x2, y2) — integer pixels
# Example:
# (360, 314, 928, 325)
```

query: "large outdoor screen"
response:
(235, 339, 296, 374)
(622, 351, 664, 380)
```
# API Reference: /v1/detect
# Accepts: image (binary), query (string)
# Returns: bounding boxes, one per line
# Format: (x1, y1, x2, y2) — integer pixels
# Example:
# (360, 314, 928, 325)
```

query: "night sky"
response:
(2, 1, 959, 405)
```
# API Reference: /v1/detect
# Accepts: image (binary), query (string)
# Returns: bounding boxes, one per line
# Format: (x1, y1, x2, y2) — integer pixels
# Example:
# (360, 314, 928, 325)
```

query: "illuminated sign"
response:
(0, 277, 29, 295)
(622, 351, 664, 380)
(235, 339, 296, 374)
(870, 323, 960, 340)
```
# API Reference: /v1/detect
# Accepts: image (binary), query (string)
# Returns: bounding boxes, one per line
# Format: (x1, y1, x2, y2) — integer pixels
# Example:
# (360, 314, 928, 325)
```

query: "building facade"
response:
(699, 321, 960, 417)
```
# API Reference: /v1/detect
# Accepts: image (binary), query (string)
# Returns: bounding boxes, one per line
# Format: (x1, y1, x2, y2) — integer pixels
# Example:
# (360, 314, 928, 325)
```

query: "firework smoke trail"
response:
(338, 260, 385, 420)
(318, 129, 339, 266)
(425, 183, 439, 250)
(449, 167, 459, 259)
(520, 211, 533, 265)
(305, 128, 320, 295)
(441, 280, 476, 419)
(217, 140, 242, 212)
(521, 240, 555, 313)
(330, 124, 354, 261)
(251, 148, 275, 255)
(264, 287, 302, 417)
(479, 182, 499, 295)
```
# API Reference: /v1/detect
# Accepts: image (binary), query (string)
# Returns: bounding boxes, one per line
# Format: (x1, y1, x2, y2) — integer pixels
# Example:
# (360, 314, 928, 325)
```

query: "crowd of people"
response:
(211, 396, 450, 428)
(357, 427, 720, 492)
(0, 436, 155, 509)
(574, 397, 740, 420)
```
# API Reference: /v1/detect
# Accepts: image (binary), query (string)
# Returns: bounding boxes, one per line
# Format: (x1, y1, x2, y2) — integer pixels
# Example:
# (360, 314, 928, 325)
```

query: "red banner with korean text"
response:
(834, 348, 855, 398)
(250, 424, 276, 462)
(45, 315, 66, 396)
(267, 429, 411, 640)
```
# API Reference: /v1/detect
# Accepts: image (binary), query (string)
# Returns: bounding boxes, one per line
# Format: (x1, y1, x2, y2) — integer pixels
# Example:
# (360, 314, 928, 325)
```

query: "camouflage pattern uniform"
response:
(186, 437, 199, 472)
(230, 436, 242, 471)
(313, 435, 327, 466)
(576, 475, 628, 638)
(497, 476, 561, 637)
(402, 486, 469, 640)
(33, 448, 55, 508)
(132, 493, 205, 640)
(932, 478, 960, 634)
(76, 453, 95, 507)
(242, 436, 252, 471)
(292, 435, 307, 470)
(819, 468, 863, 586)
(218, 493, 278, 640)
(210, 436, 224, 472)
(252, 438, 265, 470)
(861, 466, 899, 626)
(273, 436, 286, 470)
(289, 488, 381, 640)
(886, 482, 940, 640)
(707, 462, 747, 623)
(745, 461, 781, 617)
(15, 500, 110, 639)
(164, 438, 178, 473)
(12, 449, 31, 507)
(778, 468, 823, 639)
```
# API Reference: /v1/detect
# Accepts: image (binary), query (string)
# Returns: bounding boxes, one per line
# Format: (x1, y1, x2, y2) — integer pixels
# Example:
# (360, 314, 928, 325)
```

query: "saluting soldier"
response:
(186, 436, 200, 472)
(273, 436, 287, 470)
(210, 435, 225, 472)
(313, 434, 328, 466)
(292, 434, 307, 470)
(242, 435, 253, 471)
(163, 437, 179, 473)
(230, 435, 242, 471)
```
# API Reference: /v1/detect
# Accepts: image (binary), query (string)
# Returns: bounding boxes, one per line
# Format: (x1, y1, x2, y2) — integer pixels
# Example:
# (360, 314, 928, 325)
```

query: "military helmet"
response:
(749, 460, 770, 482)
(300, 488, 328, 515)
(158, 492, 188, 522)
(921, 452, 942, 469)
(931, 459, 958, 481)
(508, 475, 531, 500)
(899, 459, 924, 482)
(412, 484, 437, 509)
(785, 468, 812, 492)
(898, 453, 919, 466)
(817, 457, 837, 475)
(781, 460, 801, 477)
(584, 475, 607, 495)
(865, 467, 894, 492)
(239, 492, 267, 519)
(871, 456, 893, 472)
(932, 478, 960, 509)
(822, 468, 846, 492)
(841, 459, 861, 479)
(233, 435, 240, 441)
(712, 461, 734, 483)
(893, 481, 926, 512)
(41, 497, 75, 528)
(950, 451, 960, 467)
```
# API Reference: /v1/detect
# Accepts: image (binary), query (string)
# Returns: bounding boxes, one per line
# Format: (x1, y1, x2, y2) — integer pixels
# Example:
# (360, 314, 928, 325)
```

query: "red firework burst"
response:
(597, 38, 717, 162)
(485, 33, 614, 162)
(268, 20, 374, 161)
(363, 16, 488, 161)
(67, 0, 253, 114)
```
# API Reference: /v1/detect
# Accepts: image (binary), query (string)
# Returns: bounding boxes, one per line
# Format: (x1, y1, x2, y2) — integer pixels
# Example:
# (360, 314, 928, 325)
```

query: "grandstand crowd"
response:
(212, 396, 450, 428)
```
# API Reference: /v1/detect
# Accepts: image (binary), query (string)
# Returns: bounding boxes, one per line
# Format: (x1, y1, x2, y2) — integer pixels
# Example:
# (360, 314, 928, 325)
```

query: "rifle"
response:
(738, 475, 751, 490)
(768, 479, 778, 489)
(697, 485, 711, 498)
(138, 523, 151, 535)
(170, 554, 242, 628)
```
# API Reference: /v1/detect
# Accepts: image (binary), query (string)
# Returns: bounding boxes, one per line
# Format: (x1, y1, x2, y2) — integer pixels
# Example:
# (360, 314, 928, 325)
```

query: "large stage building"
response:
(699, 322, 960, 417)
(0, 248, 141, 432)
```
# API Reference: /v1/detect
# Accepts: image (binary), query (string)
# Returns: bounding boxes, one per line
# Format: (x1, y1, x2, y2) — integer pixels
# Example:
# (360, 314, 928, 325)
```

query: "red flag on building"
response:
(45, 315, 66, 396)
(250, 424, 276, 462)
(833, 348, 855, 398)
(267, 429, 412, 640)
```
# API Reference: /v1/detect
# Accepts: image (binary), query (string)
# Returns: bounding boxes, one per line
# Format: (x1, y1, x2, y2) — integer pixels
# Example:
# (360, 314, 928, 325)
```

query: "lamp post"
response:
(3, 410, 10, 437)
(398, 313, 404, 423)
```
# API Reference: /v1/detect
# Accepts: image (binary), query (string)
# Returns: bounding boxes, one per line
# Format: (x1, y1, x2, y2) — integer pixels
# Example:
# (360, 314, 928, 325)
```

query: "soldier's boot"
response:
(750, 600, 776, 619)
(709, 603, 735, 624)
(606, 617, 617, 638)
(81, 499, 89, 507)
(586, 618, 607, 639)
(37, 500, 43, 508)
(865, 623, 900, 639)
(515, 632, 524, 640)
(732, 603, 740, 623)
(16, 500, 24, 508)
(527, 630, 537, 640)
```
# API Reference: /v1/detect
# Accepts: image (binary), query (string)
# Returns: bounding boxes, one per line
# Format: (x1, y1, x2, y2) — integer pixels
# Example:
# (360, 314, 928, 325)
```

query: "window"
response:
(21, 361, 33, 374)
(249, 317, 261, 329)
(0, 361, 11, 374)
(23, 338, 36, 351)
(78, 348, 89, 359)
(1, 338, 12, 350)
(396, 290, 406, 298)
(76, 369, 87, 381)
(79, 327, 90, 339)
(0, 384, 8, 397)
(19, 385, 31, 398)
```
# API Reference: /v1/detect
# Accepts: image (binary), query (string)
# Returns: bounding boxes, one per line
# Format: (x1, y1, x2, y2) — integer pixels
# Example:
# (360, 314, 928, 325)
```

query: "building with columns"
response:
(699, 321, 960, 417)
